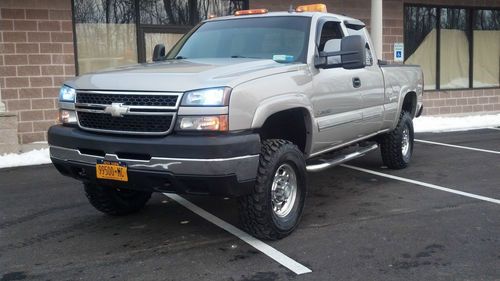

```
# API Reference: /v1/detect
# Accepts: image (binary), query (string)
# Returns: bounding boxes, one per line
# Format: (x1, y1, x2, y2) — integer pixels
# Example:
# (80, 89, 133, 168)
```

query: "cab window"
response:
(318, 21, 343, 52)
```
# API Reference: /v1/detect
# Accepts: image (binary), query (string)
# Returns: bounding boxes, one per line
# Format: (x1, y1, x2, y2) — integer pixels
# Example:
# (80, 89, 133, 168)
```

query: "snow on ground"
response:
(0, 114, 499, 169)
(0, 148, 50, 169)
(414, 113, 500, 133)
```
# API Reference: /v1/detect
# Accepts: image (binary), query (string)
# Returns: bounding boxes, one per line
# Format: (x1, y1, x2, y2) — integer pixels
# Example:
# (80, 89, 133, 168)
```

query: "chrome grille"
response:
(75, 90, 181, 135)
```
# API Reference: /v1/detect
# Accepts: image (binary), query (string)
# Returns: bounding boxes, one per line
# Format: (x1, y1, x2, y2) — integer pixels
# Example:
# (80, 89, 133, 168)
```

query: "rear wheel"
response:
(239, 139, 307, 240)
(84, 183, 151, 216)
(379, 111, 414, 169)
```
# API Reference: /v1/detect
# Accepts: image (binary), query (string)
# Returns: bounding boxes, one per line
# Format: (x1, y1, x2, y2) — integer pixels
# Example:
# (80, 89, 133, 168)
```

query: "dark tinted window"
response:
(74, 0, 136, 23)
(404, 6, 437, 60)
(318, 21, 343, 51)
(139, 0, 190, 25)
(139, 0, 246, 25)
(194, 0, 246, 22)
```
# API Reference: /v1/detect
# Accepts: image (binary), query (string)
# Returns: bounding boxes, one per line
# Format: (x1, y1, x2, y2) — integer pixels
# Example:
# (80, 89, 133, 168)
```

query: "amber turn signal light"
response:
(296, 4, 327, 13)
(234, 9, 268, 16)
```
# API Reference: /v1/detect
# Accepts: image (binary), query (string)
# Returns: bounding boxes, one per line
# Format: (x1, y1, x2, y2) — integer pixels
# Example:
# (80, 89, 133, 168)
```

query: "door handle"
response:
(352, 77, 361, 88)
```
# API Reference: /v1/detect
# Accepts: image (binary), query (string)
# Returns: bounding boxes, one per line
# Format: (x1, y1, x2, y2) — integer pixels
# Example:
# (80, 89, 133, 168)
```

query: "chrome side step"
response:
(306, 144, 378, 172)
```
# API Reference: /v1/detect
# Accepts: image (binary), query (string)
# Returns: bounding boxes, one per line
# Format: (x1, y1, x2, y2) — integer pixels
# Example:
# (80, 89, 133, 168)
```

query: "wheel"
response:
(238, 139, 307, 240)
(379, 111, 414, 169)
(84, 183, 151, 216)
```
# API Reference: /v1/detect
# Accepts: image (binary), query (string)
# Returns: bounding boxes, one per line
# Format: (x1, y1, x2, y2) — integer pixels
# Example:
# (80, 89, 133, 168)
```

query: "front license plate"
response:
(96, 159, 128, 182)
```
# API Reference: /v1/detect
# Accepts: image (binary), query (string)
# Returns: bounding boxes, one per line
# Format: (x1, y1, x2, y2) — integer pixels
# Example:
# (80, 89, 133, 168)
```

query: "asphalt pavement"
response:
(1, 128, 499, 281)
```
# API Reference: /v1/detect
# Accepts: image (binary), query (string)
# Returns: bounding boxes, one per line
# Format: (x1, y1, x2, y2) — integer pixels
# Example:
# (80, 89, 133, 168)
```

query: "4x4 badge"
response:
(104, 103, 129, 117)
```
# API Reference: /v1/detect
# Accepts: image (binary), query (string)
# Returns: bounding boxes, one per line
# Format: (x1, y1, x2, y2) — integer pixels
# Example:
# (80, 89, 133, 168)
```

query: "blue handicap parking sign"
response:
(396, 51, 402, 58)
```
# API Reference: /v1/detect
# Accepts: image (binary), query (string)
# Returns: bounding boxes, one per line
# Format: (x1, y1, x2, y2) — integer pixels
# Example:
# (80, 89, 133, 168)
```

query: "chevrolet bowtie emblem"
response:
(104, 103, 129, 117)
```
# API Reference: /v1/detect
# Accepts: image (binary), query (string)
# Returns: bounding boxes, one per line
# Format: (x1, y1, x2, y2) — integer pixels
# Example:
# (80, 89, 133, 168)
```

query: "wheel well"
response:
(402, 92, 417, 117)
(259, 108, 310, 153)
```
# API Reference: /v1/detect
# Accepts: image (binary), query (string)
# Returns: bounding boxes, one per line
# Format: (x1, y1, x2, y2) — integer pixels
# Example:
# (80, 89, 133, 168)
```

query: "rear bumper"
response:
(48, 125, 261, 197)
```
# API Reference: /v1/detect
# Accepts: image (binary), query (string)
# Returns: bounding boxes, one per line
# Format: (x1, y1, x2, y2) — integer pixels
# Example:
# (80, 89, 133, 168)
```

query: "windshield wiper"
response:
(230, 55, 260, 59)
(175, 56, 187, 59)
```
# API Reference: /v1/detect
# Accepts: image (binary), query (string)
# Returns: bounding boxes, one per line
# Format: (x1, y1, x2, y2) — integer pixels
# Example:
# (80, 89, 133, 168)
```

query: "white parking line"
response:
(163, 193, 312, 275)
(488, 127, 500, 131)
(341, 164, 500, 205)
(415, 139, 500, 155)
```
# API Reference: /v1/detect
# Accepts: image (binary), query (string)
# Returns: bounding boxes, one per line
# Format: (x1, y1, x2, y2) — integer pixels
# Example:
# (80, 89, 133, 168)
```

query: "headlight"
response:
(59, 85, 76, 102)
(177, 115, 228, 131)
(181, 87, 231, 106)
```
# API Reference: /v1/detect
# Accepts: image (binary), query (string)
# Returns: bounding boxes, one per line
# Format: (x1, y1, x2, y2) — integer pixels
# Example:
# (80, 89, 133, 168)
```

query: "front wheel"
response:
(238, 139, 307, 240)
(379, 111, 414, 169)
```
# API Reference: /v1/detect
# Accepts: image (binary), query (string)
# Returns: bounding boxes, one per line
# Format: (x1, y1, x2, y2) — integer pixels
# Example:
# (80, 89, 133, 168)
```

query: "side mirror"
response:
(152, 44, 166, 62)
(315, 35, 366, 69)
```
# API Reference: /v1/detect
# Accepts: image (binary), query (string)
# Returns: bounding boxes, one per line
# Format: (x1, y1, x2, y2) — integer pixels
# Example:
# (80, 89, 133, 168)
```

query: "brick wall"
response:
(252, 0, 500, 116)
(0, 0, 74, 144)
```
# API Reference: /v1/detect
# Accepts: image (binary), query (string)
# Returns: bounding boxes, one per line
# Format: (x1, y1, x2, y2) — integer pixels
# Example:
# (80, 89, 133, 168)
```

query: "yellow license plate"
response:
(96, 160, 128, 182)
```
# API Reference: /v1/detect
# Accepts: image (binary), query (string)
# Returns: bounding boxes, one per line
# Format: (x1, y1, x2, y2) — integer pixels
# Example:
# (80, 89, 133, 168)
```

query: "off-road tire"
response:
(379, 111, 414, 169)
(84, 183, 151, 216)
(238, 139, 307, 240)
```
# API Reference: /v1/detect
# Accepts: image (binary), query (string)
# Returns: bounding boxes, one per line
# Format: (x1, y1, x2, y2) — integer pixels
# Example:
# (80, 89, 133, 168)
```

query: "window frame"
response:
(403, 3, 500, 91)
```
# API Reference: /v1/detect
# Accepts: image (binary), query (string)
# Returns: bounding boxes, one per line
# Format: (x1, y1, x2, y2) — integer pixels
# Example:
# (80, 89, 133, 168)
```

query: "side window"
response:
(318, 21, 343, 52)
(364, 44, 373, 66)
(347, 27, 373, 66)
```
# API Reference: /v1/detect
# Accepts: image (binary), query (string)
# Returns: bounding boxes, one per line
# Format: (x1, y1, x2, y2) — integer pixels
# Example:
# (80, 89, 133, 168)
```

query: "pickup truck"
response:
(48, 4, 423, 240)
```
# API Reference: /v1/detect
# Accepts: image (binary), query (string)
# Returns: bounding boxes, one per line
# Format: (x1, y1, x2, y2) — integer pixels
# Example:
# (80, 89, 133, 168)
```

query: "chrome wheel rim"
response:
(271, 163, 298, 218)
(402, 126, 410, 156)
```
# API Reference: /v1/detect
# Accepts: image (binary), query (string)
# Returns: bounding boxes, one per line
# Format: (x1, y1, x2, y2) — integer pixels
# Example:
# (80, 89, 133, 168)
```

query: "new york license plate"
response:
(96, 159, 128, 182)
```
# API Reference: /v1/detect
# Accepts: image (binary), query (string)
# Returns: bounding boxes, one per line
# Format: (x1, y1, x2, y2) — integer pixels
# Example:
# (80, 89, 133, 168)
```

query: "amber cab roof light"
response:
(296, 4, 327, 13)
(234, 9, 268, 16)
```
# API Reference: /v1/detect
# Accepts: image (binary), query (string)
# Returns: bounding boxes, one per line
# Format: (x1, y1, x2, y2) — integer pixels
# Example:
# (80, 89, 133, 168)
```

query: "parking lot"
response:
(1, 128, 499, 281)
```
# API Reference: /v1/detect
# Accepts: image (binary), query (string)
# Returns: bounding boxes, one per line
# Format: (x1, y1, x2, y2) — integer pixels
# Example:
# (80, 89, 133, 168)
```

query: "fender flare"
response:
(251, 93, 315, 155)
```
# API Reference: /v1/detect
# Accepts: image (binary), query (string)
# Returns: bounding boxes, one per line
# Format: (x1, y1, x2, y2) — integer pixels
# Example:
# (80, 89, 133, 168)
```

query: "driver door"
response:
(311, 20, 364, 154)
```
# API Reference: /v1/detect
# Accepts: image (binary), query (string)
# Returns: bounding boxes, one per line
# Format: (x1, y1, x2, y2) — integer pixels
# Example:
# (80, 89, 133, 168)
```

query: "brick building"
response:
(0, 0, 499, 153)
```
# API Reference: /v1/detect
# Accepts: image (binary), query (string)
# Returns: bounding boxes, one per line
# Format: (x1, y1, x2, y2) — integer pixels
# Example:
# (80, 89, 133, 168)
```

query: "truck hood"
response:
(67, 58, 303, 92)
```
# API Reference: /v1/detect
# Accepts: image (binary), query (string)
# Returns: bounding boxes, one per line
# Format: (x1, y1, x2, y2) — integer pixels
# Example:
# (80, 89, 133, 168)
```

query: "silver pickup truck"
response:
(48, 5, 423, 240)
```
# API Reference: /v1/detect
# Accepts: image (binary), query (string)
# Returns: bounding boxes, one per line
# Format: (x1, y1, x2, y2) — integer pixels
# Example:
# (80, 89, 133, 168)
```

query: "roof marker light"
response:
(234, 9, 268, 16)
(296, 4, 327, 13)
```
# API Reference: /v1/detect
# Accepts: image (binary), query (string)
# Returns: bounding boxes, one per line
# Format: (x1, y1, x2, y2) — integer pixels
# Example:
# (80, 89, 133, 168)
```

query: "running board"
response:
(306, 144, 378, 172)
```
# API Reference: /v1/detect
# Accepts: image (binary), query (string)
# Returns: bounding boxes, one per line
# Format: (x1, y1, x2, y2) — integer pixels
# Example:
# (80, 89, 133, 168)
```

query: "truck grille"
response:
(78, 112, 173, 133)
(75, 90, 181, 135)
(76, 92, 178, 107)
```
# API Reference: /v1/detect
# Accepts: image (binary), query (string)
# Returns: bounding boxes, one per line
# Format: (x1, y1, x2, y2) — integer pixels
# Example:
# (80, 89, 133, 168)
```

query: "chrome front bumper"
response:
(49, 145, 260, 182)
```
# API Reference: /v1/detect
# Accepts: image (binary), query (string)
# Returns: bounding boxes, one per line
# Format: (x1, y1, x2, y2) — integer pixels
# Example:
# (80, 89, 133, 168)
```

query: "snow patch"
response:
(414, 113, 500, 133)
(0, 148, 50, 169)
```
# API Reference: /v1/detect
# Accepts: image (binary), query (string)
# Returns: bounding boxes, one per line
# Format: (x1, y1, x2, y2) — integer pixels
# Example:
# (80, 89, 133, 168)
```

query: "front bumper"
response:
(48, 125, 261, 197)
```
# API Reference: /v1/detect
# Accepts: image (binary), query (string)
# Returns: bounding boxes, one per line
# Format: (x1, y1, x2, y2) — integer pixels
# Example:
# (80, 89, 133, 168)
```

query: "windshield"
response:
(167, 16, 311, 63)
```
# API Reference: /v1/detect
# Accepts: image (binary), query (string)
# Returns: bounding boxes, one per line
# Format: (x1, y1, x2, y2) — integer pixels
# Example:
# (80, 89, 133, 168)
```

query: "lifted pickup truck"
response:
(48, 4, 423, 240)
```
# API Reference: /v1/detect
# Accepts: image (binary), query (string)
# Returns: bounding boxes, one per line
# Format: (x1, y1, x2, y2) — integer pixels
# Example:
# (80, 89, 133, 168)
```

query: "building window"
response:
(404, 6, 437, 90)
(404, 5, 499, 90)
(73, 0, 248, 74)
(74, 0, 138, 75)
(473, 9, 500, 88)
